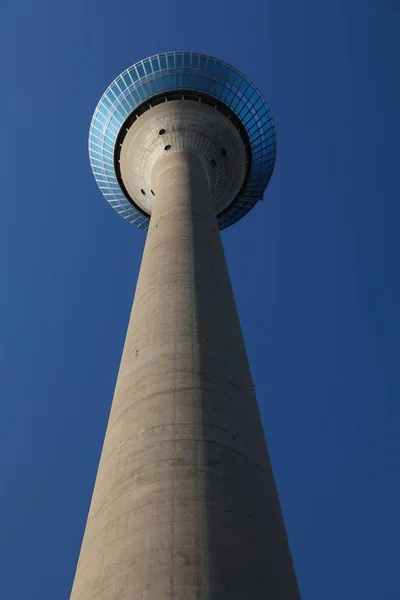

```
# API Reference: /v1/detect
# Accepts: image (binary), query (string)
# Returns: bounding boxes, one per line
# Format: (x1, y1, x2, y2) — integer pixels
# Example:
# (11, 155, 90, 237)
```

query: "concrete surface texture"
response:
(70, 105, 301, 599)
(119, 100, 247, 216)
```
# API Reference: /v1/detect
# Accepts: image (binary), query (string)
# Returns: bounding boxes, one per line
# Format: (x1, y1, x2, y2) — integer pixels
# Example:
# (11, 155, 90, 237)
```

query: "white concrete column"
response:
(69, 150, 300, 599)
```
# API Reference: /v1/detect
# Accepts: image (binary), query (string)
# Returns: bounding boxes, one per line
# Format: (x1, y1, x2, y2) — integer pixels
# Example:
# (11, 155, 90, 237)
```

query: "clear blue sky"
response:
(0, 1, 399, 598)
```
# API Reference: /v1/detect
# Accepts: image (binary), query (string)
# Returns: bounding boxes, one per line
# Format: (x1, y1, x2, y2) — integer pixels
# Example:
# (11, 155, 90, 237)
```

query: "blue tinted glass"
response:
(106, 91, 118, 107)
(109, 115, 122, 129)
(239, 79, 249, 94)
(229, 68, 241, 85)
(110, 83, 120, 99)
(199, 56, 207, 70)
(129, 90, 139, 105)
(226, 91, 235, 105)
(159, 54, 167, 69)
(183, 53, 191, 67)
(191, 54, 199, 68)
(206, 58, 215, 73)
(176, 53, 183, 67)
(122, 72, 132, 88)
(101, 95, 112, 109)
(121, 99, 131, 114)
(221, 65, 231, 81)
(207, 80, 217, 95)
(135, 85, 146, 101)
(129, 68, 138, 82)
(169, 74, 177, 87)
(91, 158, 102, 169)
(149, 79, 158, 94)
(95, 112, 105, 125)
(214, 60, 222, 76)
(97, 103, 109, 118)
(137, 63, 145, 78)
(235, 99, 246, 115)
(140, 81, 151, 97)
(167, 54, 174, 68)
(183, 74, 190, 87)
(195, 76, 205, 92)
(177, 74, 183, 87)
(143, 60, 152, 75)
(151, 57, 159, 71)
(116, 76, 127, 92)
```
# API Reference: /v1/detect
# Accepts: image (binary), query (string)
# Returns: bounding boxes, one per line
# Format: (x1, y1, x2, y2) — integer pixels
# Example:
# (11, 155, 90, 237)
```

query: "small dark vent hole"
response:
(221, 148, 227, 157)
(141, 189, 146, 195)
(159, 128, 166, 135)
(165, 144, 172, 151)
(211, 159, 217, 167)
(151, 190, 155, 196)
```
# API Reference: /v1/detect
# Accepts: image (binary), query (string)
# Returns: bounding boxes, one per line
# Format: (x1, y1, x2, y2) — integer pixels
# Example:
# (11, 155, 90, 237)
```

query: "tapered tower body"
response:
(70, 52, 301, 599)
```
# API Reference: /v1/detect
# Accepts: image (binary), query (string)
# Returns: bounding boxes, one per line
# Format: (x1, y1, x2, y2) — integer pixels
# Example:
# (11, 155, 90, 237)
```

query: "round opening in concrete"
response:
(159, 128, 166, 135)
(141, 189, 146, 195)
(164, 144, 172, 151)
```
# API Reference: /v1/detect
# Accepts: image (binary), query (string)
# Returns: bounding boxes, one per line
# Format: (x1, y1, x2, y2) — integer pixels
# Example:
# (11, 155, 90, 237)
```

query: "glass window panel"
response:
(110, 83, 120, 99)
(214, 60, 222, 76)
(215, 83, 223, 98)
(239, 79, 250, 95)
(99, 156, 113, 168)
(220, 65, 230, 81)
(136, 63, 145, 78)
(230, 69, 241, 86)
(183, 74, 190, 87)
(91, 159, 103, 168)
(149, 79, 158, 94)
(176, 53, 183, 67)
(130, 90, 141, 105)
(161, 74, 169, 90)
(219, 84, 230, 101)
(109, 115, 122, 130)
(105, 91, 118, 107)
(183, 53, 191, 67)
(206, 58, 215, 73)
(97, 104, 109, 118)
(177, 74, 184, 87)
(207, 80, 217, 95)
(151, 57, 159, 71)
(101, 95, 112, 109)
(129, 67, 138, 81)
(122, 72, 132, 88)
(95, 112, 105, 125)
(143, 59, 152, 75)
(121, 99, 131, 114)
(196, 76, 206, 92)
(191, 54, 199, 69)
(140, 82, 151, 100)
(159, 54, 167, 69)
(116, 76, 126, 92)
(226, 91, 235, 105)
(167, 53, 175, 68)
(199, 56, 207, 70)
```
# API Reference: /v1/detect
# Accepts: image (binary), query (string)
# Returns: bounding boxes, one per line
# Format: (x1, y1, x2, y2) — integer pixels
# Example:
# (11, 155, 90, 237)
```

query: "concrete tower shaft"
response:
(70, 106, 300, 596)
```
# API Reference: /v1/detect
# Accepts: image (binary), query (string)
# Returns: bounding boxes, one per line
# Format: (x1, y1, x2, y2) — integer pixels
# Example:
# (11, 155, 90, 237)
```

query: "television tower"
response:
(70, 52, 301, 599)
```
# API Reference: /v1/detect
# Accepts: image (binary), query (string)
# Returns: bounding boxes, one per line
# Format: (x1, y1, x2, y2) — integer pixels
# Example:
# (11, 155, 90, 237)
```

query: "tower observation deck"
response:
(70, 52, 301, 599)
